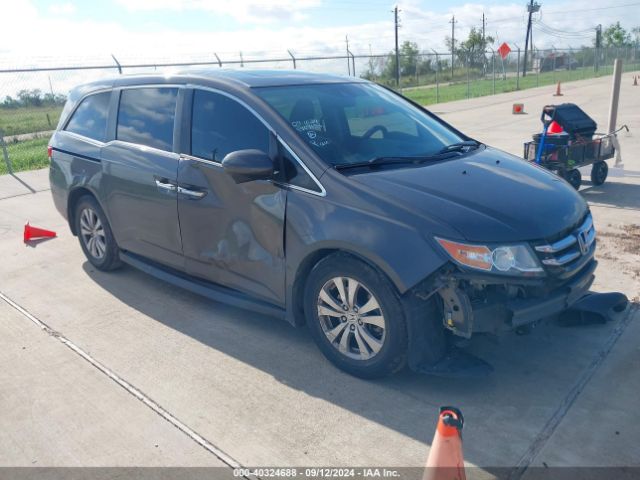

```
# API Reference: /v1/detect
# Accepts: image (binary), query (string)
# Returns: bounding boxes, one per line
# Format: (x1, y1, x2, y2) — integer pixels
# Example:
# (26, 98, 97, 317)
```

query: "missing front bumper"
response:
(439, 259, 598, 337)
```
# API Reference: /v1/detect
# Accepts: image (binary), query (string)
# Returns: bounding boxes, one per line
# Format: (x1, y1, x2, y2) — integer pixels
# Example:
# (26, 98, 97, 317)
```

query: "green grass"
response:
(0, 105, 63, 137)
(1, 137, 49, 175)
(402, 63, 640, 105)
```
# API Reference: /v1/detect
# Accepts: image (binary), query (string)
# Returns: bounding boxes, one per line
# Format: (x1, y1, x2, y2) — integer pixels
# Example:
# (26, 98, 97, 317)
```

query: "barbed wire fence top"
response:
(1, 46, 638, 174)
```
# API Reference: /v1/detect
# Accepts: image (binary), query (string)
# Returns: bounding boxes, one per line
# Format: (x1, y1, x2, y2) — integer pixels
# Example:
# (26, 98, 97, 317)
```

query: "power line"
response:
(543, 1, 640, 14)
(533, 28, 593, 38)
(533, 21, 595, 39)
(533, 30, 593, 41)
(535, 19, 593, 35)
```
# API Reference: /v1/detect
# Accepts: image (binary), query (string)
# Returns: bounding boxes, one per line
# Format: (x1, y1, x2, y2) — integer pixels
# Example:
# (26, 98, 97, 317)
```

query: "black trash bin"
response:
(543, 103, 597, 140)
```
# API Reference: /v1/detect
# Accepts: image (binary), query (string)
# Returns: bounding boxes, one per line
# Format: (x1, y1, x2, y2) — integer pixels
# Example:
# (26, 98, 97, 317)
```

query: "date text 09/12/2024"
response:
(233, 468, 401, 478)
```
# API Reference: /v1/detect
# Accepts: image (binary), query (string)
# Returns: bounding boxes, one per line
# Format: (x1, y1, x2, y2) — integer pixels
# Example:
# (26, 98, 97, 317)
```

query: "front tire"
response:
(304, 254, 408, 378)
(564, 168, 582, 190)
(74, 195, 122, 271)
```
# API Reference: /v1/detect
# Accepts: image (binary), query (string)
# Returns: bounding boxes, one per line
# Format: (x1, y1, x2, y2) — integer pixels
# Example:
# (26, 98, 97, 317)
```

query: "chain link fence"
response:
(1, 46, 638, 174)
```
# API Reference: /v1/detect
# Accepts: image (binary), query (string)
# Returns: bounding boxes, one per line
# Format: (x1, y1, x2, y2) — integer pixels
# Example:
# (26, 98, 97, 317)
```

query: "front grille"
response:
(532, 214, 596, 278)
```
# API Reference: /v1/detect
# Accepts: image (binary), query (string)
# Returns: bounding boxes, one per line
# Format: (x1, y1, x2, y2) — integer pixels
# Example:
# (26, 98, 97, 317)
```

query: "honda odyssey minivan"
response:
(49, 70, 596, 378)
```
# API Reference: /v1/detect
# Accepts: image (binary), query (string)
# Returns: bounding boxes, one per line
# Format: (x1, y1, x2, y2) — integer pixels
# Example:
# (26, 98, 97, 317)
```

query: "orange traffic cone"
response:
(423, 407, 466, 480)
(553, 81, 563, 96)
(24, 223, 56, 243)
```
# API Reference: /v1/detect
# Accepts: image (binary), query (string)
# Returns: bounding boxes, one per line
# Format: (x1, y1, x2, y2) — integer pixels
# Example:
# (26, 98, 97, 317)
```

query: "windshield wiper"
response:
(437, 140, 481, 154)
(335, 153, 459, 171)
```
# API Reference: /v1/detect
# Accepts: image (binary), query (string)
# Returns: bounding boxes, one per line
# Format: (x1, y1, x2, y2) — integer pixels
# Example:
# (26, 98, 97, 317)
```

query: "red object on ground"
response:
(497, 42, 511, 60)
(423, 407, 466, 480)
(24, 223, 57, 243)
(547, 121, 563, 134)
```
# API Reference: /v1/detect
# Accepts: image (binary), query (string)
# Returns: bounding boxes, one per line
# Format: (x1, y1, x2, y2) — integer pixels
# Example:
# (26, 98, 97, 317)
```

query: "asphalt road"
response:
(0, 73, 639, 476)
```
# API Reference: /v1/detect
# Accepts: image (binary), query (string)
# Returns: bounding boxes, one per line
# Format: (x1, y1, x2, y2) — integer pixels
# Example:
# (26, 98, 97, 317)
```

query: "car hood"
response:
(349, 147, 587, 243)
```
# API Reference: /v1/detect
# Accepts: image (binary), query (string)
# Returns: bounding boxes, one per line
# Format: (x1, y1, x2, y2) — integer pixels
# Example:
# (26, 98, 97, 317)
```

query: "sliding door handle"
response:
(154, 178, 177, 192)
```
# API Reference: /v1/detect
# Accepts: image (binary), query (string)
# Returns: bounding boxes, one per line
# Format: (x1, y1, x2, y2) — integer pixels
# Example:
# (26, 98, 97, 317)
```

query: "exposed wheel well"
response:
(67, 187, 95, 236)
(291, 248, 399, 326)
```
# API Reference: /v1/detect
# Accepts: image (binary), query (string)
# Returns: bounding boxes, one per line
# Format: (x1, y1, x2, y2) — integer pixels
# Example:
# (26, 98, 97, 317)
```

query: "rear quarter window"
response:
(64, 91, 111, 142)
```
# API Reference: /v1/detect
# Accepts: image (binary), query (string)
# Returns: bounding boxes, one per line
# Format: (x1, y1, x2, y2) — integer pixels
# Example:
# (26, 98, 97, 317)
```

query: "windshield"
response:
(254, 82, 466, 167)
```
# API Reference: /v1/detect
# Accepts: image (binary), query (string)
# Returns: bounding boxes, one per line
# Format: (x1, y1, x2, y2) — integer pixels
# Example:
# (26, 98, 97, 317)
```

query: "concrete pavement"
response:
(1, 72, 639, 475)
(0, 300, 227, 467)
(431, 71, 640, 172)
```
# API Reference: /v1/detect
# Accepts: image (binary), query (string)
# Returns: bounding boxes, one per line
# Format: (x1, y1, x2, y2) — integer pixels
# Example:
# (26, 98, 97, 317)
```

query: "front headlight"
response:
(436, 237, 544, 276)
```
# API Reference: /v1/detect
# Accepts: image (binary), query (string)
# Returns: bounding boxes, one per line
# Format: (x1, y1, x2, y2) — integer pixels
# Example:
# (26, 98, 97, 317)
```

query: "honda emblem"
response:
(577, 230, 589, 255)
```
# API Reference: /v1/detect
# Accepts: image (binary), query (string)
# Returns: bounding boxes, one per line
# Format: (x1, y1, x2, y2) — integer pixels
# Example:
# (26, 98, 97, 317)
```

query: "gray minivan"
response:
(49, 70, 597, 378)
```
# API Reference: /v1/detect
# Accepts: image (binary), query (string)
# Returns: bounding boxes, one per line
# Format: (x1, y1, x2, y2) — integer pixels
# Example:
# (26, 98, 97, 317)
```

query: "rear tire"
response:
(74, 195, 122, 271)
(590, 161, 608, 185)
(304, 253, 408, 379)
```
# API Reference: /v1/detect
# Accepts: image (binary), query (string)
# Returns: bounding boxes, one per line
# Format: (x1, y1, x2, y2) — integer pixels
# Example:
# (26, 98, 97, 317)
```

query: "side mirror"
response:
(221, 149, 274, 184)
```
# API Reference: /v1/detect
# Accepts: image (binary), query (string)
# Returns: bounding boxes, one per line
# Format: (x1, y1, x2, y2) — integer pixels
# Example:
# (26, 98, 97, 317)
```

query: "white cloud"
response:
(1, 0, 639, 70)
(116, 0, 322, 23)
(48, 2, 76, 15)
(1, 0, 637, 99)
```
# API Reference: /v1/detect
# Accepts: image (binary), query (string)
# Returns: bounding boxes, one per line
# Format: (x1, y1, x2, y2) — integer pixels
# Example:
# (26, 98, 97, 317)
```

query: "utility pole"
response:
(450, 15, 457, 79)
(345, 35, 351, 76)
(482, 14, 488, 75)
(595, 24, 602, 72)
(482, 13, 486, 43)
(523, 0, 540, 77)
(393, 6, 400, 86)
(530, 22, 534, 69)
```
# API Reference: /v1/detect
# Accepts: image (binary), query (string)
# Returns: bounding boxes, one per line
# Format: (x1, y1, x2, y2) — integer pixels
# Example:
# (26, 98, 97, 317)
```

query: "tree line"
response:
(2, 89, 67, 109)
(363, 22, 639, 86)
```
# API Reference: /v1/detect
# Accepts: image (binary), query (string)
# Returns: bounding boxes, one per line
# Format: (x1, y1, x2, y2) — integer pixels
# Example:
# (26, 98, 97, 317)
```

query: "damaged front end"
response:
(436, 257, 596, 339)
(405, 212, 627, 377)
(434, 212, 598, 338)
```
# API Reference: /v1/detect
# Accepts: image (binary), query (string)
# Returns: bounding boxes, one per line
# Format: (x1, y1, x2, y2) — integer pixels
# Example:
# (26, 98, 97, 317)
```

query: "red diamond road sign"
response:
(498, 42, 511, 59)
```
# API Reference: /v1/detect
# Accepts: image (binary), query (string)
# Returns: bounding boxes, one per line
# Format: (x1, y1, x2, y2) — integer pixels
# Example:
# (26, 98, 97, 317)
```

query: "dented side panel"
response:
(177, 157, 287, 305)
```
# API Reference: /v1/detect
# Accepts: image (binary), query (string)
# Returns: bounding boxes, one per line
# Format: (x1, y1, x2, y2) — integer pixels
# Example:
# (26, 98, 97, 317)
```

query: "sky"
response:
(1, 0, 639, 69)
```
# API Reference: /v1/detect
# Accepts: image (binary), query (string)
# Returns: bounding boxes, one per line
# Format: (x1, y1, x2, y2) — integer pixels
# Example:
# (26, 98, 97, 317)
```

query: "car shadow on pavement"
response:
(580, 180, 640, 210)
(81, 261, 628, 463)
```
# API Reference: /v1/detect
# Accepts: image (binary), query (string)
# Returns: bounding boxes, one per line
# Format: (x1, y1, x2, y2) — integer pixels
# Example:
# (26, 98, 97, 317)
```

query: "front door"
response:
(101, 86, 183, 269)
(177, 89, 286, 305)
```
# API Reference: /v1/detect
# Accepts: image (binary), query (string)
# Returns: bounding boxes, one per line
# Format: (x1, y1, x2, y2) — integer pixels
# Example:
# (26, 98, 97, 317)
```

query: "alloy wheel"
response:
(79, 207, 106, 260)
(317, 276, 386, 361)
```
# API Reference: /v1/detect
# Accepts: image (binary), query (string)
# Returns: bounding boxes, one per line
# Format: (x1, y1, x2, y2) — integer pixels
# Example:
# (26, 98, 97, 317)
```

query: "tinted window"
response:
(255, 83, 463, 167)
(191, 90, 269, 162)
(278, 142, 320, 192)
(117, 88, 178, 151)
(64, 92, 111, 142)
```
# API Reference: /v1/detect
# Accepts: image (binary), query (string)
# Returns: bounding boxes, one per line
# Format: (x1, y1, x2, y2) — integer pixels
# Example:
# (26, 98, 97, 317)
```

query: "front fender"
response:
(284, 191, 448, 325)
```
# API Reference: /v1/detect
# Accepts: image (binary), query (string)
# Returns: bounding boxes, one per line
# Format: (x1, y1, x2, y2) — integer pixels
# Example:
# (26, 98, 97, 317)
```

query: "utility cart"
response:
(523, 104, 622, 190)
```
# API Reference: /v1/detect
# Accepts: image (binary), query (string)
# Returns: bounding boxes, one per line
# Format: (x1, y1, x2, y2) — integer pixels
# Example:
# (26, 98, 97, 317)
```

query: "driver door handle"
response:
(177, 185, 207, 199)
